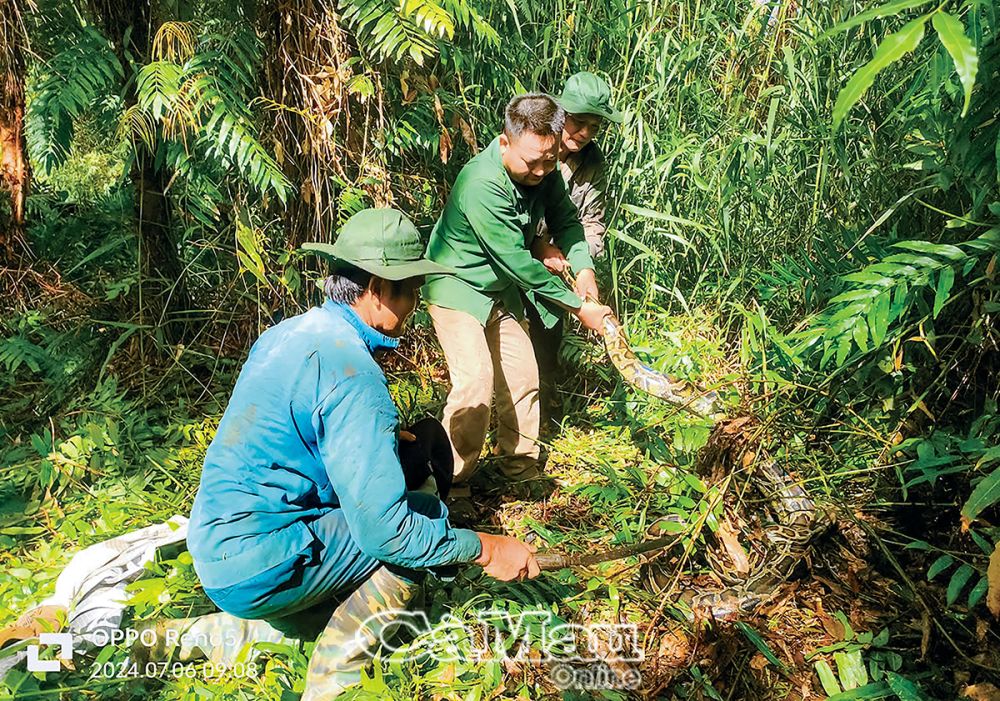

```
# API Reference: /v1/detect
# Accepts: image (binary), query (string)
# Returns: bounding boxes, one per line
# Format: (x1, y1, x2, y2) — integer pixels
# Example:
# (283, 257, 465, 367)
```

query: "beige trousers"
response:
(428, 303, 541, 484)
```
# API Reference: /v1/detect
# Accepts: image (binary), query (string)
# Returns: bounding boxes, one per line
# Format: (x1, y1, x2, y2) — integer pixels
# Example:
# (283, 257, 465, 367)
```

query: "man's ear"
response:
(366, 276, 384, 306)
(374, 277, 396, 304)
(499, 132, 510, 152)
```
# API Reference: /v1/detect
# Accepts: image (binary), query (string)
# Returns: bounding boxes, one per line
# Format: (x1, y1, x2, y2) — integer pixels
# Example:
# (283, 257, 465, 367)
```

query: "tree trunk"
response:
(263, 0, 388, 249)
(89, 0, 190, 342)
(0, 0, 31, 270)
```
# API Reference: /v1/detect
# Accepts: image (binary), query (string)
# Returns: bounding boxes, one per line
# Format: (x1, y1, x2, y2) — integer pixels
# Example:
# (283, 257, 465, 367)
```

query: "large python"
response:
(650, 444, 829, 622)
(599, 313, 724, 420)
(536, 426, 827, 621)
(559, 269, 722, 418)
(544, 273, 826, 621)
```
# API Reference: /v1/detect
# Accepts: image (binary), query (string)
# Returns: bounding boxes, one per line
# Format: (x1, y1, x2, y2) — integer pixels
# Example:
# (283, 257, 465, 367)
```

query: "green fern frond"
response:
(0, 336, 51, 375)
(162, 142, 224, 228)
(137, 61, 184, 120)
(185, 30, 288, 200)
(386, 98, 441, 157)
(400, 0, 455, 39)
(794, 228, 1000, 368)
(26, 26, 123, 174)
(133, 26, 289, 203)
(439, 0, 500, 45)
(339, 0, 440, 64)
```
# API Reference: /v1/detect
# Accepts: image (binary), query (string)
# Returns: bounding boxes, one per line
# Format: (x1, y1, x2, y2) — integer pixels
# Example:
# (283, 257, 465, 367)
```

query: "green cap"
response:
(557, 71, 623, 124)
(301, 208, 452, 280)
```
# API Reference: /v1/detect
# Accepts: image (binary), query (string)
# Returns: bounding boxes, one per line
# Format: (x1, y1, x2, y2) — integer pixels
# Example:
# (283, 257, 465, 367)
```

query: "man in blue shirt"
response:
(185, 208, 540, 698)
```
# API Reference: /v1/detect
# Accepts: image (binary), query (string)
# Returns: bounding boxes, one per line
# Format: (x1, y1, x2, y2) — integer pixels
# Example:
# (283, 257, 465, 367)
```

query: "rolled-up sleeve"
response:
(312, 372, 482, 568)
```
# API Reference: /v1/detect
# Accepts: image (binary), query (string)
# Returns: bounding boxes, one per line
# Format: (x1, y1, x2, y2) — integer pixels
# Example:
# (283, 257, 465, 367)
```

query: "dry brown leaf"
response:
(964, 682, 1000, 701)
(433, 93, 446, 125)
(453, 115, 479, 152)
(977, 617, 989, 641)
(920, 609, 931, 660)
(987, 541, 1000, 618)
(717, 518, 751, 574)
(439, 128, 453, 164)
(656, 623, 691, 669)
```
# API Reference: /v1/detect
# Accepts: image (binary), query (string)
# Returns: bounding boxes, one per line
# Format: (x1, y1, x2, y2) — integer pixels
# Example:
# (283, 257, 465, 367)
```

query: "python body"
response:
(655, 449, 828, 622)
(543, 289, 825, 621)
(600, 314, 724, 419)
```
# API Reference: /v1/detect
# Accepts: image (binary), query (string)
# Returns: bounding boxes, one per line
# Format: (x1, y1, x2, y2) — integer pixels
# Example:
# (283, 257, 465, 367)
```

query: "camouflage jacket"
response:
(537, 141, 608, 258)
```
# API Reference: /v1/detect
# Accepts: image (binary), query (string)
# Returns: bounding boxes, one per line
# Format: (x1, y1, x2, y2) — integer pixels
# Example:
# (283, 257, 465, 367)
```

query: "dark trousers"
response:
(525, 304, 564, 417)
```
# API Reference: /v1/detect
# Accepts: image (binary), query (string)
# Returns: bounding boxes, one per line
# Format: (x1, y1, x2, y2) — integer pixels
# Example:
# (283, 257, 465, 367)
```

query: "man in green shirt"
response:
(529, 71, 623, 423)
(423, 93, 611, 493)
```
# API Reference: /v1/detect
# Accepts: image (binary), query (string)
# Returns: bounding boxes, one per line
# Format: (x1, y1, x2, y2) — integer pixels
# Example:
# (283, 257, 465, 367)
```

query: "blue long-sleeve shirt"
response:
(187, 300, 482, 590)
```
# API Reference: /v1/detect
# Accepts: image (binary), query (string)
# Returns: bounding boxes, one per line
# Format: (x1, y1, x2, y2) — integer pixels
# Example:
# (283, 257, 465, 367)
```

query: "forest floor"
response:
(0, 302, 998, 700)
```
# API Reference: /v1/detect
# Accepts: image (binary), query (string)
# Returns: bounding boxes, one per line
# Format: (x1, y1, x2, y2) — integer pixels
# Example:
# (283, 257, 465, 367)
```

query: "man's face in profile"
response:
(500, 130, 559, 186)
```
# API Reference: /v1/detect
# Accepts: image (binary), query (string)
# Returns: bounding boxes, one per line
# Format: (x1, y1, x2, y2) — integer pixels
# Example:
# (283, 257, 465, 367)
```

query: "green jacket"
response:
(423, 137, 595, 328)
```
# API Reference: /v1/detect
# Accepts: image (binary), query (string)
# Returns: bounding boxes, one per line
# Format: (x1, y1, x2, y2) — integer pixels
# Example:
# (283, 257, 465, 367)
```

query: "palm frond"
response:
(339, 0, 442, 65)
(794, 229, 1000, 368)
(25, 26, 123, 174)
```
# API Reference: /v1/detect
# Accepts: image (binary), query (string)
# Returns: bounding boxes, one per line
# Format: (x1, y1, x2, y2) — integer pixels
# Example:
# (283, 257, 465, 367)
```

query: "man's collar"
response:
(322, 299, 400, 353)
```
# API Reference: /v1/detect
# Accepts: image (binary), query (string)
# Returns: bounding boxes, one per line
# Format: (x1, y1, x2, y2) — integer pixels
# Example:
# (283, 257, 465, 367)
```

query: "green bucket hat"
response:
(557, 71, 624, 124)
(301, 208, 452, 281)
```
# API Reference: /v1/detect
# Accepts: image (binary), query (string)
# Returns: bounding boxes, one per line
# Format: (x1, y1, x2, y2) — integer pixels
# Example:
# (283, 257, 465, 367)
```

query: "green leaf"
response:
(836, 335, 854, 366)
(962, 465, 1000, 524)
(946, 563, 975, 605)
(970, 530, 994, 556)
(968, 576, 988, 608)
(822, 0, 934, 37)
(607, 227, 659, 258)
(833, 17, 929, 129)
(816, 660, 842, 696)
(827, 682, 894, 700)
(835, 649, 870, 689)
(931, 12, 979, 116)
(891, 240, 966, 260)
(927, 553, 953, 580)
(853, 321, 871, 352)
(933, 266, 955, 318)
(885, 671, 930, 700)
(622, 203, 714, 232)
(735, 622, 790, 674)
(834, 611, 855, 640)
(831, 288, 884, 304)
(868, 291, 891, 347)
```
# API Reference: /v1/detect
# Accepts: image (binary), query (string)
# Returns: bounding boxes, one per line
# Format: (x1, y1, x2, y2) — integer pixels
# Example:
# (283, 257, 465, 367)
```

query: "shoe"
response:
(445, 494, 478, 525)
(499, 459, 545, 482)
